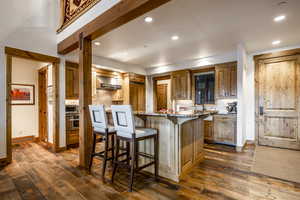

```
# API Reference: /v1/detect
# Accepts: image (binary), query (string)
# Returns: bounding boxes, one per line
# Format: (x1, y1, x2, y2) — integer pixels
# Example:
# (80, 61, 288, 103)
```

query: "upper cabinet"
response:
(215, 62, 237, 99)
(123, 73, 146, 111)
(65, 62, 79, 99)
(171, 70, 191, 100)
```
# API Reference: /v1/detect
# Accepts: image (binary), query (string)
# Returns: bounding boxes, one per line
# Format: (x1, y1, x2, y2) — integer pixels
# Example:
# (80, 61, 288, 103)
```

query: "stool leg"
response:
(126, 142, 130, 165)
(111, 138, 120, 183)
(89, 133, 96, 172)
(154, 134, 159, 181)
(102, 133, 109, 182)
(111, 134, 115, 166)
(135, 141, 139, 169)
(129, 140, 136, 192)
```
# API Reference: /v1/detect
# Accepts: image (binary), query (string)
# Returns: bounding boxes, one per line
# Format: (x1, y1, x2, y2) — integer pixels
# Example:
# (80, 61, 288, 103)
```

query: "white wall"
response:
(11, 58, 47, 138)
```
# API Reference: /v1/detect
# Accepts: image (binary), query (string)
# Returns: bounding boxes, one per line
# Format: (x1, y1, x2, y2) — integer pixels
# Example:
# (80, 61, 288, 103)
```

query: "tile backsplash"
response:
(195, 98, 237, 114)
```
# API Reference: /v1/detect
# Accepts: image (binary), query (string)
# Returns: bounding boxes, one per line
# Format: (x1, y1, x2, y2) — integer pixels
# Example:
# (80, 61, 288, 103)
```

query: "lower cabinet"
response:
(204, 120, 214, 141)
(213, 114, 237, 145)
(204, 114, 237, 146)
(66, 130, 79, 146)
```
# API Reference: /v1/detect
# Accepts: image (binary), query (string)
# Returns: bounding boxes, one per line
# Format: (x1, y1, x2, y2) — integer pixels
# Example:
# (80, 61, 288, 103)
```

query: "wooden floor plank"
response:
(0, 142, 299, 200)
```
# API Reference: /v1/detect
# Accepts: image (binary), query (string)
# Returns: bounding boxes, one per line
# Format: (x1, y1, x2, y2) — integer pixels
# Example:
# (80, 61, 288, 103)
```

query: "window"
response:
(195, 72, 215, 104)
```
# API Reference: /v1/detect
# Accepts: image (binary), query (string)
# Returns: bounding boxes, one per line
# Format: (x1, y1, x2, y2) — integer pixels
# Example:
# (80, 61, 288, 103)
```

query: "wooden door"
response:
(157, 84, 168, 111)
(258, 55, 300, 150)
(38, 68, 48, 142)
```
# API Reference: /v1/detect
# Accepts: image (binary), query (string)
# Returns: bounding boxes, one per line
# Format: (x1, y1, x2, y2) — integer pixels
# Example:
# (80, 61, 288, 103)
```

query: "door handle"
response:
(259, 106, 264, 115)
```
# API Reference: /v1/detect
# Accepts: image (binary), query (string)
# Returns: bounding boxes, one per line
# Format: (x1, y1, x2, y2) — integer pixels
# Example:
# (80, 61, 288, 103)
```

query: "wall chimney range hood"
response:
(96, 75, 122, 90)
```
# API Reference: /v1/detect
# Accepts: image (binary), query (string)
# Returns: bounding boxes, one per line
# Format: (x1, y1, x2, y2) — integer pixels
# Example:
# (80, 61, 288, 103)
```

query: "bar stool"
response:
(110, 105, 159, 192)
(88, 105, 116, 182)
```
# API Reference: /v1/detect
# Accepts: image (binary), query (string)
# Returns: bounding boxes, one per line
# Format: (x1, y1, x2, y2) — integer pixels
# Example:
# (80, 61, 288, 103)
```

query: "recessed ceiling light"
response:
(171, 35, 179, 41)
(274, 15, 286, 22)
(94, 42, 101, 46)
(144, 17, 153, 23)
(272, 40, 281, 45)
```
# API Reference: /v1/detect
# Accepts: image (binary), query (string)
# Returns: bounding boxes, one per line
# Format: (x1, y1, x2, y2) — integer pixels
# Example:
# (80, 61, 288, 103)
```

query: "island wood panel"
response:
(257, 55, 300, 150)
(135, 116, 179, 182)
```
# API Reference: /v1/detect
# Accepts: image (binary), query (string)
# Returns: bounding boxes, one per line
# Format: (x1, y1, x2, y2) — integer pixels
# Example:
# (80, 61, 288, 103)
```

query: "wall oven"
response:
(66, 105, 79, 130)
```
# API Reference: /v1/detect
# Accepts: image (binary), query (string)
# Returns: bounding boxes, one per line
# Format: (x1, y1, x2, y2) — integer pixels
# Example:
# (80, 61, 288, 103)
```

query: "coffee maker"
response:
(226, 102, 237, 113)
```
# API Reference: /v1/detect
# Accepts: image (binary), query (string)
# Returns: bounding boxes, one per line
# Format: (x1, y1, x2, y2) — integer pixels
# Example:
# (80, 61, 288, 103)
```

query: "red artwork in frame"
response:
(11, 84, 35, 105)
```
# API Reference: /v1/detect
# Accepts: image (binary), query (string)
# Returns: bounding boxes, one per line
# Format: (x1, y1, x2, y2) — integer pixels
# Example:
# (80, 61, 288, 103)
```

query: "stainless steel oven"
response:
(66, 113, 79, 130)
(66, 105, 79, 130)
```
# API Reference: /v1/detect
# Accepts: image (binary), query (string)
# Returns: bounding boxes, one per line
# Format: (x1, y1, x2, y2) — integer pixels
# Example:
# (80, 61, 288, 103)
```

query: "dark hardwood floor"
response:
(1, 142, 300, 200)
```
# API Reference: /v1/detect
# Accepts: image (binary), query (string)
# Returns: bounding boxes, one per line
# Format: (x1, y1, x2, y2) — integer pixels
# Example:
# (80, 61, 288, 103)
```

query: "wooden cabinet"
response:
(204, 120, 214, 141)
(65, 62, 79, 99)
(66, 130, 79, 146)
(112, 89, 123, 101)
(213, 114, 236, 145)
(171, 70, 191, 100)
(123, 73, 146, 111)
(215, 62, 237, 99)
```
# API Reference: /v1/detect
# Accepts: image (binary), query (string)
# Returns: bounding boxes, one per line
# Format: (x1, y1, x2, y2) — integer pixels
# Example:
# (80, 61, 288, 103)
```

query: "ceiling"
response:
(93, 0, 300, 68)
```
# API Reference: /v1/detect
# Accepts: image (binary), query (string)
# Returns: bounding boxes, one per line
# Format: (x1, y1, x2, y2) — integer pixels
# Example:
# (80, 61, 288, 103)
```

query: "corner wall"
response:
(0, 45, 6, 158)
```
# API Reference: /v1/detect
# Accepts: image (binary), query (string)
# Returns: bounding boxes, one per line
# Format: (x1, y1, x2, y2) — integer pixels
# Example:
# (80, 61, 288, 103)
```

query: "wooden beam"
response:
(58, 0, 172, 54)
(5, 47, 59, 63)
(52, 62, 60, 152)
(78, 35, 93, 169)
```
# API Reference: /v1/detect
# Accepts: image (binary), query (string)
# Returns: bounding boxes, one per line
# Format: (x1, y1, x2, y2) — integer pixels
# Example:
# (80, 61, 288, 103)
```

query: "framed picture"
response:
(11, 84, 35, 105)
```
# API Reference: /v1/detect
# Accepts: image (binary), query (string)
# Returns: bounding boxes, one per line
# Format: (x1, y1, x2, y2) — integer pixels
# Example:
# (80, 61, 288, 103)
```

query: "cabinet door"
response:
(65, 67, 79, 99)
(229, 66, 237, 97)
(181, 121, 194, 171)
(215, 68, 229, 98)
(171, 70, 191, 100)
(130, 83, 145, 111)
(213, 116, 236, 145)
(204, 120, 214, 141)
(215, 63, 237, 99)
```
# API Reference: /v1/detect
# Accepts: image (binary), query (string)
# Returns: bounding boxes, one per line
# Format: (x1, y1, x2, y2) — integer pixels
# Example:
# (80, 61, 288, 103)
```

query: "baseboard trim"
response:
(12, 135, 38, 144)
(0, 158, 10, 167)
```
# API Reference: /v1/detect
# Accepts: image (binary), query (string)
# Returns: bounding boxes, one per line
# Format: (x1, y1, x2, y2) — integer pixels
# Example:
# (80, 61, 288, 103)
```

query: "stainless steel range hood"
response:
(96, 76, 122, 90)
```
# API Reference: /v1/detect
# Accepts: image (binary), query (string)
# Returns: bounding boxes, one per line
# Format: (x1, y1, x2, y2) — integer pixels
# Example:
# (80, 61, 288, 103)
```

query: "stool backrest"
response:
(89, 105, 108, 132)
(111, 105, 135, 136)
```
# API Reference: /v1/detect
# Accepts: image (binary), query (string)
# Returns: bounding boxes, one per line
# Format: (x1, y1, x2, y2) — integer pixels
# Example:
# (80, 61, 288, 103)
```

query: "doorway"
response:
(255, 50, 300, 150)
(153, 75, 171, 112)
(38, 67, 48, 143)
(5, 47, 60, 164)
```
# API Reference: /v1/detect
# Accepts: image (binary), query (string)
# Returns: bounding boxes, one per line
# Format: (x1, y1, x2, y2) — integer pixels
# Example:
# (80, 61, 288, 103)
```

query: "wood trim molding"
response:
(58, 0, 172, 54)
(12, 136, 37, 144)
(191, 67, 215, 74)
(254, 48, 300, 61)
(4, 47, 61, 165)
(5, 47, 60, 63)
(153, 75, 171, 81)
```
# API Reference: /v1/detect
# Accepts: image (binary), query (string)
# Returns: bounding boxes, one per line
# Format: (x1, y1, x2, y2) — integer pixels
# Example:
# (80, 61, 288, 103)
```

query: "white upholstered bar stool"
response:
(110, 105, 159, 192)
(88, 104, 116, 182)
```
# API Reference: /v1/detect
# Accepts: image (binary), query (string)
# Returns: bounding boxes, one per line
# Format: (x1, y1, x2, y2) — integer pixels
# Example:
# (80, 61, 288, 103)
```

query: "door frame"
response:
(38, 66, 48, 143)
(254, 48, 300, 145)
(5, 47, 60, 164)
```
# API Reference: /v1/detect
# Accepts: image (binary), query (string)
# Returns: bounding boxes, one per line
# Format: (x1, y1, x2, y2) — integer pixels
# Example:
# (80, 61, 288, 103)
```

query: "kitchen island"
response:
(132, 111, 215, 182)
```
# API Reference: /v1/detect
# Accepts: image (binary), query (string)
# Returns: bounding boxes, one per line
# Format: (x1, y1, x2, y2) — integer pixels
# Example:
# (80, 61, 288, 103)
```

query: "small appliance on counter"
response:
(226, 101, 237, 114)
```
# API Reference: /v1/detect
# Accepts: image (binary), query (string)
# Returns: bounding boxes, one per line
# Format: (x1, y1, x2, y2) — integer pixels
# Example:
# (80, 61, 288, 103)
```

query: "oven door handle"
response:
(69, 119, 80, 121)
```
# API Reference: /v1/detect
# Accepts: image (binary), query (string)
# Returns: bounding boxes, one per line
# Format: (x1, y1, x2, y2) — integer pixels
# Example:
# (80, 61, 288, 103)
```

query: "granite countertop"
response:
(134, 110, 218, 118)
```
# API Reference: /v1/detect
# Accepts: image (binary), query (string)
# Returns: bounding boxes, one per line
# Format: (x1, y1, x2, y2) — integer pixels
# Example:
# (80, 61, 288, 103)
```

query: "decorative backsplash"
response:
(58, 0, 102, 32)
